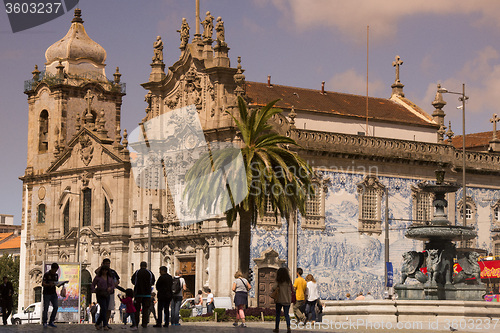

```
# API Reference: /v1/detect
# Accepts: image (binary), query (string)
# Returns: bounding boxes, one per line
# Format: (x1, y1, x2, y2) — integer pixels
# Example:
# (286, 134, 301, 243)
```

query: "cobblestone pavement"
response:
(0, 321, 491, 333)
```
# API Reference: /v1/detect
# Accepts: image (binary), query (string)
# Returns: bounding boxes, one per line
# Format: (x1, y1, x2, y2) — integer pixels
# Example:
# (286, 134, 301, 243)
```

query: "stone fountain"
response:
(395, 168, 486, 300)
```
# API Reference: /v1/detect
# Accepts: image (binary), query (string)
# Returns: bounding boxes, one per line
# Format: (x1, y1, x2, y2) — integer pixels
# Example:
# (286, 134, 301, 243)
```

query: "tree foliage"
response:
(0, 254, 20, 311)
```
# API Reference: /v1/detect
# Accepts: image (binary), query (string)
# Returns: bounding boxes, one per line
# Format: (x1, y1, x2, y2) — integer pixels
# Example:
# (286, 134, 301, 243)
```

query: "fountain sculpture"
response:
(395, 168, 486, 300)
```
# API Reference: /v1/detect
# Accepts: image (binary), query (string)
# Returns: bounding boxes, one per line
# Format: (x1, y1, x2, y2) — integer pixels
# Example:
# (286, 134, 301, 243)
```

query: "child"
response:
(118, 289, 137, 330)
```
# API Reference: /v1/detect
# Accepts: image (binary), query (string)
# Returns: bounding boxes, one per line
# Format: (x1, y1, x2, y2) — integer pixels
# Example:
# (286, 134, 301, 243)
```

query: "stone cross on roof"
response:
(85, 90, 94, 115)
(392, 55, 403, 83)
(491, 114, 499, 140)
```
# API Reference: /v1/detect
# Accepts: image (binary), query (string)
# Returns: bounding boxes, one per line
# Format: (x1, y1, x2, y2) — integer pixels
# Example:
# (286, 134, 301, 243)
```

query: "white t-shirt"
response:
(207, 293, 214, 304)
(306, 281, 319, 302)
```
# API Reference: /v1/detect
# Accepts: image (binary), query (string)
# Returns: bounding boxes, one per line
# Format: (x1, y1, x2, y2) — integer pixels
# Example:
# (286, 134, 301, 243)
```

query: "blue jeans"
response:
(275, 303, 290, 329)
(96, 295, 110, 327)
(305, 300, 317, 322)
(123, 313, 136, 327)
(42, 293, 58, 325)
(157, 298, 172, 326)
(170, 296, 182, 325)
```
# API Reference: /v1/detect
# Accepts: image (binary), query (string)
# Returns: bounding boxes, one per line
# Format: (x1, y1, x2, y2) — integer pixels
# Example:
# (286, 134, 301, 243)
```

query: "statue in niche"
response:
(79, 134, 94, 166)
(400, 251, 427, 284)
(215, 17, 225, 46)
(201, 11, 214, 41)
(454, 251, 482, 284)
(152, 36, 164, 63)
(177, 18, 190, 49)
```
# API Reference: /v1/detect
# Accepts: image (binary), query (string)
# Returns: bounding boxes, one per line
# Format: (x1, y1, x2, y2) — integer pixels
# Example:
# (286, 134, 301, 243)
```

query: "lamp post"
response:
(437, 84, 469, 229)
(64, 189, 82, 262)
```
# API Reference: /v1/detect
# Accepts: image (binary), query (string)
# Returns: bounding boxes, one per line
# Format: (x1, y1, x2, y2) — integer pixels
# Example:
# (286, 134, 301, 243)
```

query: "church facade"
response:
(18, 8, 500, 311)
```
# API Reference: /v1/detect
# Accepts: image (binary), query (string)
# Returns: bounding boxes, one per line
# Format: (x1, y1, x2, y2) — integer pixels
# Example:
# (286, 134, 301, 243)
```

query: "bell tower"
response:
(23, 8, 125, 175)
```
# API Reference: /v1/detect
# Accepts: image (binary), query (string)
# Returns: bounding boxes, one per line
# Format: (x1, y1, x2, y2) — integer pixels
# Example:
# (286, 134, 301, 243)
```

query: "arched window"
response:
(104, 198, 110, 232)
(39, 110, 49, 152)
(82, 188, 92, 227)
(357, 176, 385, 235)
(37, 204, 46, 224)
(63, 201, 70, 235)
(34, 286, 42, 303)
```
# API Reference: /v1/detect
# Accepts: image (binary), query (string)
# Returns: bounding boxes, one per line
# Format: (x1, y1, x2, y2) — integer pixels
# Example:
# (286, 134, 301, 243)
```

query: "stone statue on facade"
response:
(215, 16, 225, 46)
(153, 36, 164, 63)
(177, 18, 190, 49)
(400, 251, 427, 284)
(201, 11, 214, 41)
(454, 251, 482, 284)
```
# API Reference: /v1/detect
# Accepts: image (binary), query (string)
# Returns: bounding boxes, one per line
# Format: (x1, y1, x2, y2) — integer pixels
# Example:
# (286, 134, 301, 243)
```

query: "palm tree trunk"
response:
(238, 210, 252, 278)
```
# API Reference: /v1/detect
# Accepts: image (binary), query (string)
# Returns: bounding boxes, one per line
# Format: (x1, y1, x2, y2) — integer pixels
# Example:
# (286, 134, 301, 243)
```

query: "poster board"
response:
(43, 262, 80, 323)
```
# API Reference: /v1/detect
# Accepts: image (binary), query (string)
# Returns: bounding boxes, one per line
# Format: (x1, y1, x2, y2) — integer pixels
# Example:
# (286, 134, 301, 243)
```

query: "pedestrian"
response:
(86, 304, 91, 323)
(0, 276, 14, 325)
(95, 302, 101, 323)
(170, 270, 186, 326)
(118, 288, 137, 330)
(304, 274, 319, 324)
(364, 292, 375, 300)
(95, 258, 121, 327)
(131, 261, 155, 328)
(194, 290, 203, 316)
(92, 265, 115, 330)
(206, 288, 214, 314)
(271, 267, 292, 333)
(354, 292, 365, 301)
(149, 292, 158, 323)
(292, 268, 307, 323)
(344, 293, 351, 300)
(232, 270, 251, 328)
(154, 266, 173, 327)
(42, 262, 60, 328)
(90, 302, 98, 323)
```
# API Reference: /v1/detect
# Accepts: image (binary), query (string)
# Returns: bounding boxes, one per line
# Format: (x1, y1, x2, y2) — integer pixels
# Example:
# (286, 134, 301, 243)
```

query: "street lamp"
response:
(437, 84, 469, 230)
(63, 189, 82, 262)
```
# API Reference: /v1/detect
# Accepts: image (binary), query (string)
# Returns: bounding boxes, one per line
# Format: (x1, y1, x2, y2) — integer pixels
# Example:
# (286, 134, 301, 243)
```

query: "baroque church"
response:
(19, 7, 500, 311)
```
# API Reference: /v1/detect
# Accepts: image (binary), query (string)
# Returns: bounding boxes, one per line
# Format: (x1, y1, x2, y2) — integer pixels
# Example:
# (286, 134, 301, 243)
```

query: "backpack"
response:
(172, 277, 182, 294)
(90, 305, 97, 315)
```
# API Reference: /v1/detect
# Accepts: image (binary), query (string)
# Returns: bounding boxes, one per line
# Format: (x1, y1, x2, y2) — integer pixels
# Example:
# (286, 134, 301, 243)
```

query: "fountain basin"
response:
(406, 224, 476, 242)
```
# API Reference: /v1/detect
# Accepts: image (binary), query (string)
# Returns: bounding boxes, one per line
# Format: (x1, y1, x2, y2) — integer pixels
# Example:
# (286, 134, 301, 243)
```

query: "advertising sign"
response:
(386, 262, 393, 287)
(43, 262, 80, 322)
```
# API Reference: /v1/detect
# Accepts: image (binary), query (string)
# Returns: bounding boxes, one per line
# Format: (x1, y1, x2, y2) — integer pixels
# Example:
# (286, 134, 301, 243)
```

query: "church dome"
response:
(45, 9, 106, 65)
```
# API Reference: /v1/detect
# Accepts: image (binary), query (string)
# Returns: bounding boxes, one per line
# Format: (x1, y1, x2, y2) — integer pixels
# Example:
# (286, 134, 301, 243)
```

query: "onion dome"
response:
(45, 8, 106, 65)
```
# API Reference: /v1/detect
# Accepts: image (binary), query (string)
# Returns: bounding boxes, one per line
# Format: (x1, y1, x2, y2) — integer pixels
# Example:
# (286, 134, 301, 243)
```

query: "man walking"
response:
(0, 276, 14, 325)
(42, 263, 60, 328)
(95, 258, 121, 328)
(154, 266, 173, 327)
(131, 262, 155, 328)
(293, 268, 307, 323)
(170, 270, 186, 326)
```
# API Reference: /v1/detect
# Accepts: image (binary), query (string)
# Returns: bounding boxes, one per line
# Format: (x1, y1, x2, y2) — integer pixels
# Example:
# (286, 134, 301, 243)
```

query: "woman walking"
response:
(232, 271, 251, 328)
(304, 274, 319, 324)
(271, 267, 292, 333)
(91, 266, 115, 330)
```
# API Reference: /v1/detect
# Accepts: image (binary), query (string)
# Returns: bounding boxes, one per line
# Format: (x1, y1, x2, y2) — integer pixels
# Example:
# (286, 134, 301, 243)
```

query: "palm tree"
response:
(184, 96, 314, 277)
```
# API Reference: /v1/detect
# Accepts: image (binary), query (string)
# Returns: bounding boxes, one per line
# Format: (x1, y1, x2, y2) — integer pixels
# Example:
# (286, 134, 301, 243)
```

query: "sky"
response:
(1, 0, 500, 224)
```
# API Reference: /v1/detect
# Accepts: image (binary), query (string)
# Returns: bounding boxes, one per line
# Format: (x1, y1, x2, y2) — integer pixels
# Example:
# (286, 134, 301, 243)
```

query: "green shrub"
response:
(180, 309, 192, 318)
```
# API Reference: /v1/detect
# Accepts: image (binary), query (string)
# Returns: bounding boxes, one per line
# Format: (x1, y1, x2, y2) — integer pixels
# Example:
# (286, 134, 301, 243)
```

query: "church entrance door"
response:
(258, 267, 277, 308)
(179, 258, 196, 299)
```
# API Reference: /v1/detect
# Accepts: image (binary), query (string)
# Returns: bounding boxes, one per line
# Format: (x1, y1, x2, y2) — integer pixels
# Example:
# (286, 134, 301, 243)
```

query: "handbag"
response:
(60, 285, 67, 298)
(270, 286, 279, 302)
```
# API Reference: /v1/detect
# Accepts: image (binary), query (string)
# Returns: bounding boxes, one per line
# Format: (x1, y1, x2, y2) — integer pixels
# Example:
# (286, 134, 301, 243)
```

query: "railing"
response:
(24, 70, 126, 94)
(291, 129, 500, 173)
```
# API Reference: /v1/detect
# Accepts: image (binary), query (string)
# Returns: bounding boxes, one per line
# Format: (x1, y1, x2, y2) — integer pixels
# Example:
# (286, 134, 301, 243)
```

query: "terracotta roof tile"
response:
(448, 131, 495, 149)
(245, 81, 437, 128)
(0, 233, 12, 242)
(0, 236, 20, 250)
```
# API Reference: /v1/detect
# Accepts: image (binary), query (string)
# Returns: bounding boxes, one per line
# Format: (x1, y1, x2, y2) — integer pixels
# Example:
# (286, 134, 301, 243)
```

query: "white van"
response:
(11, 302, 52, 325)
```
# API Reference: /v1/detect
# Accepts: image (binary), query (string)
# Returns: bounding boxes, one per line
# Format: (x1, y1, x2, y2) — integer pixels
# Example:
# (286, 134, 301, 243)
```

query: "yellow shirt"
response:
(293, 276, 307, 301)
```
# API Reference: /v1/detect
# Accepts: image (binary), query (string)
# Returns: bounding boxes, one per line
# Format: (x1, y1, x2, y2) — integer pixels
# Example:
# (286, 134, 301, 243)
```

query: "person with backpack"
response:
(154, 266, 173, 327)
(131, 262, 155, 328)
(90, 302, 98, 323)
(170, 270, 186, 326)
(271, 267, 293, 333)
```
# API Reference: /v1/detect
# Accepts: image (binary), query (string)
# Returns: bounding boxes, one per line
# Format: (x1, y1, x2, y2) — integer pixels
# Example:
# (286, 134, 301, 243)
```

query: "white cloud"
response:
(271, 0, 500, 42)
(327, 69, 385, 96)
(417, 46, 500, 132)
